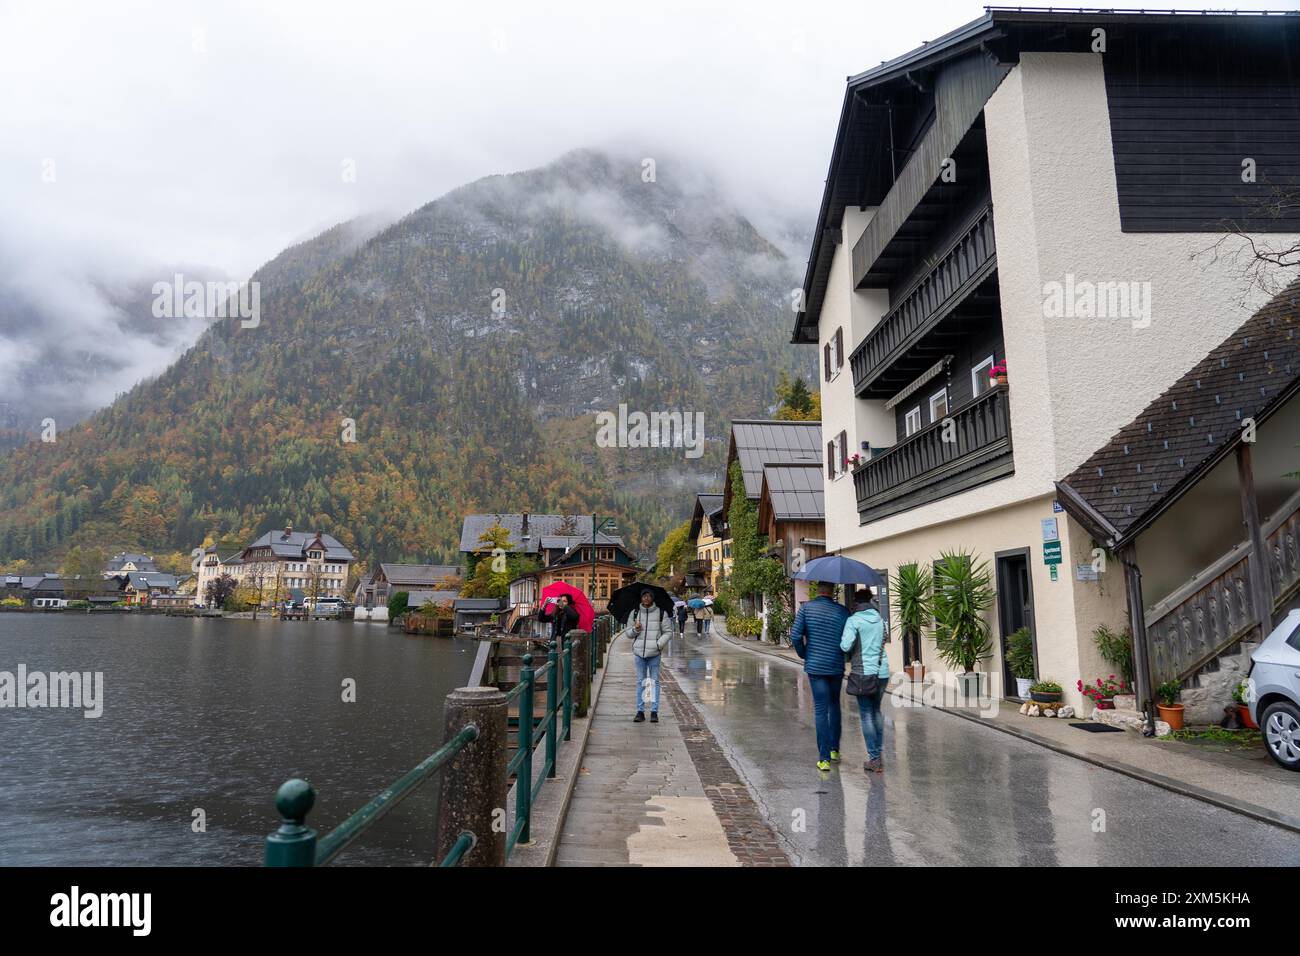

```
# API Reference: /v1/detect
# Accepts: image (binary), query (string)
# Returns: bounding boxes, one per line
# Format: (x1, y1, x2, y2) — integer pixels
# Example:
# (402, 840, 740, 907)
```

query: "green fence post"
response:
(562, 632, 574, 741)
(517, 653, 534, 846)
(545, 643, 558, 779)
(264, 778, 318, 866)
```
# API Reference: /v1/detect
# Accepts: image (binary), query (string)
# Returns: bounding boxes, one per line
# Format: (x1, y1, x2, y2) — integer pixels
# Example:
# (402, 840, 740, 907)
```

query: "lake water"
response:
(0, 613, 475, 866)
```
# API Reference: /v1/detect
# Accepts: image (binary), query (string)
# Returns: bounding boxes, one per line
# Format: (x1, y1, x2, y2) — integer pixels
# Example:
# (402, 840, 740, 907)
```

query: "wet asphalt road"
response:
(662, 632, 1300, 866)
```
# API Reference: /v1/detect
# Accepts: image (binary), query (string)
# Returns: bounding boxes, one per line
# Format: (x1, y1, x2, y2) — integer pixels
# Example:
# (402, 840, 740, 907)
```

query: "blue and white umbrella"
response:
(793, 554, 885, 588)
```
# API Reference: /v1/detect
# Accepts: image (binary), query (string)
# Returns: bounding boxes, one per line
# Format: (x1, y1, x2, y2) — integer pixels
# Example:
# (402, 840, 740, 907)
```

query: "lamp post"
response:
(590, 513, 617, 604)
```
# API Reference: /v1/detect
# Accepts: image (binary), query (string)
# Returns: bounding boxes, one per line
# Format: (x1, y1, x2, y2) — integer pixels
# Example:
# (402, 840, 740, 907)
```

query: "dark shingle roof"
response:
(1058, 277, 1300, 546)
(379, 564, 462, 587)
(459, 514, 597, 553)
(406, 589, 460, 606)
(688, 492, 726, 542)
(760, 463, 826, 521)
(244, 530, 355, 562)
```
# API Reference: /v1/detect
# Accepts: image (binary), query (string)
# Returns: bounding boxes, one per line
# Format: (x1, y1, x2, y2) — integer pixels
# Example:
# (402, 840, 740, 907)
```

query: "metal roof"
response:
(760, 463, 826, 521)
(729, 421, 823, 499)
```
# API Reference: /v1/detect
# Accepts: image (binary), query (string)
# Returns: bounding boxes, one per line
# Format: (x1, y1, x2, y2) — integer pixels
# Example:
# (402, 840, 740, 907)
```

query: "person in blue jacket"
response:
(790, 581, 850, 771)
(841, 587, 890, 773)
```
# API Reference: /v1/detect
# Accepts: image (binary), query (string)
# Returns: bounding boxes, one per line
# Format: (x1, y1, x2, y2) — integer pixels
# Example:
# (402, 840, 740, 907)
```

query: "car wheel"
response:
(1261, 700, 1300, 772)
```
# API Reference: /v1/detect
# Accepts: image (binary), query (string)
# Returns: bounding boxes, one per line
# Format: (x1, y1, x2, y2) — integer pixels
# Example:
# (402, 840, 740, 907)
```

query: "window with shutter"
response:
(824, 343, 832, 381)
(827, 441, 836, 479)
(834, 328, 844, 371)
(838, 430, 848, 471)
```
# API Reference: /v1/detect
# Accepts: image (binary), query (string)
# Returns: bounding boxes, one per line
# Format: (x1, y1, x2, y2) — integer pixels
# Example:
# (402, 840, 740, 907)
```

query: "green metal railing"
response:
(264, 616, 614, 866)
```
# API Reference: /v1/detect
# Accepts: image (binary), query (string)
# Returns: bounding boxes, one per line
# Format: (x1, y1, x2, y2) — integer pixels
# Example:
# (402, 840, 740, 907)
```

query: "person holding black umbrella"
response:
(618, 589, 675, 723)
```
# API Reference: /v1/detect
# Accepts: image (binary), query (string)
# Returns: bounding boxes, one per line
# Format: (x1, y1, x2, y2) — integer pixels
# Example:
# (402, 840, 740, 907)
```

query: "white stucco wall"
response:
(819, 206, 892, 553)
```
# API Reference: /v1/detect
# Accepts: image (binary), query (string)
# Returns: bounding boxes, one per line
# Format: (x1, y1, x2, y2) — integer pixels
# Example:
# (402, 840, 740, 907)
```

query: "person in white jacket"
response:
(619, 590, 675, 723)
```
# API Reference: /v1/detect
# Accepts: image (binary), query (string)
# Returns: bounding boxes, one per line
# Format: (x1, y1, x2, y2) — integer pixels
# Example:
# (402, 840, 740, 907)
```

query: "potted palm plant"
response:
(1006, 626, 1035, 698)
(1157, 679, 1185, 731)
(893, 563, 932, 681)
(932, 550, 994, 699)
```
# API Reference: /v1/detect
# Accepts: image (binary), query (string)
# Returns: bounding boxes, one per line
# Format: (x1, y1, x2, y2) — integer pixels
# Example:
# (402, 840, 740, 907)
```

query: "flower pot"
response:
(905, 664, 926, 682)
(1095, 698, 1115, 710)
(1030, 690, 1062, 704)
(1157, 703, 1185, 731)
(1237, 703, 1257, 730)
(995, 374, 1008, 386)
(1015, 677, 1033, 698)
(957, 672, 982, 700)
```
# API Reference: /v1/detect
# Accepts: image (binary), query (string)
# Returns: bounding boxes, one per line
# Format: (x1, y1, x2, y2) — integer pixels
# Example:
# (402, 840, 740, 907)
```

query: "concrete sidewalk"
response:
(713, 615, 1300, 834)
(553, 636, 789, 866)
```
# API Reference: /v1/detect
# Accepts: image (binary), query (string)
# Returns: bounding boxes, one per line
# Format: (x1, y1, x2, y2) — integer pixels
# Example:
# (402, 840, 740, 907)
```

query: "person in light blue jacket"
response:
(841, 588, 890, 773)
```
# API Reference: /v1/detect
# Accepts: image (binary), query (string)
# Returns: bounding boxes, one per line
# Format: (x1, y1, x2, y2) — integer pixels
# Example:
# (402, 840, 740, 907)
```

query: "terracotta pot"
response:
(996, 374, 1008, 386)
(905, 664, 925, 682)
(1157, 703, 1185, 731)
(1238, 703, 1257, 730)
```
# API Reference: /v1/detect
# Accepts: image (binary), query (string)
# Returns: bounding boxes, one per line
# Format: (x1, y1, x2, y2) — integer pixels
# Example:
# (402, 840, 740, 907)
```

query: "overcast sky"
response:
(3, 0, 1291, 423)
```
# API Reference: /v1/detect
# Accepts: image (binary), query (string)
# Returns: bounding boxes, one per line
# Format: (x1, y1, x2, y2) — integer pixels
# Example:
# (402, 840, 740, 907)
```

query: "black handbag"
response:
(845, 629, 884, 698)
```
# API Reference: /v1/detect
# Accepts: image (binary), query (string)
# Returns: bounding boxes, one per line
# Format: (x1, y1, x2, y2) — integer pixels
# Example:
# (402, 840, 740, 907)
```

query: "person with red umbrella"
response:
(537, 582, 594, 644)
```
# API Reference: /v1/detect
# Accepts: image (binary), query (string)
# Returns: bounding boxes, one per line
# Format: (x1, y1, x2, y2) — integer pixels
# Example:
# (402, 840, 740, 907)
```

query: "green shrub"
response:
(1157, 679, 1181, 706)
(1030, 679, 1062, 694)
(1093, 624, 1135, 685)
(1, 596, 24, 608)
(728, 615, 762, 637)
(387, 590, 409, 619)
(1006, 627, 1035, 680)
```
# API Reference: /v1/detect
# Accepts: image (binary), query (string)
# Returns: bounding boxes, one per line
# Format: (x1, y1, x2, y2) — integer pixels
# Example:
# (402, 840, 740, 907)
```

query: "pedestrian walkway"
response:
(553, 635, 788, 866)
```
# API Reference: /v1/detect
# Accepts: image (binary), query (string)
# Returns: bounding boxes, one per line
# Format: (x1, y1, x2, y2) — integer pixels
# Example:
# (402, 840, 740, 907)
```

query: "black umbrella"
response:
(607, 582, 675, 624)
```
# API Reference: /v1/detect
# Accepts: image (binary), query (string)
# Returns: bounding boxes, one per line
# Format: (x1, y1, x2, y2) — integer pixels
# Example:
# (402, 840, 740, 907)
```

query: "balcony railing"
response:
(853, 384, 1013, 523)
(849, 203, 996, 397)
(687, 559, 713, 576)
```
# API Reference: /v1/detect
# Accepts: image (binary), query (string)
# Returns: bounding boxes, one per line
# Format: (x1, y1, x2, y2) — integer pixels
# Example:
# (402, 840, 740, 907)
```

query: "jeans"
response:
(702, 618, 712, 633)
(857, 688, 885, 761)
(808, 674, 843, 761)
(634, 654, 661, 713)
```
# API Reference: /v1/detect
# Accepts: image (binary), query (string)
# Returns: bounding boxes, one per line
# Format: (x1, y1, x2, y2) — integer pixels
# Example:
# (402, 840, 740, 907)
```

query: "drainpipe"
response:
(1117, 544, 1157, 738)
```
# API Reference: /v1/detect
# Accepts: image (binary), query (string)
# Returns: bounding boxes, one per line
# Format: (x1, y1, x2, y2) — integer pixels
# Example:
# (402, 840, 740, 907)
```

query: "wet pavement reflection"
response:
(663, 632, 1300, 866)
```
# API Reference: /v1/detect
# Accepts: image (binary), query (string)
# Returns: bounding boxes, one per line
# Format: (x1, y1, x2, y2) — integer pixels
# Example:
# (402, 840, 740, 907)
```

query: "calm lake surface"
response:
(0, 613, 475, 866)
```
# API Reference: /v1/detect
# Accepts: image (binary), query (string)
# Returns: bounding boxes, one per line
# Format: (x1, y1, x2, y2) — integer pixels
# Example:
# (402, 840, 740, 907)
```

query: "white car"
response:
(1249, 609, 1300, 772)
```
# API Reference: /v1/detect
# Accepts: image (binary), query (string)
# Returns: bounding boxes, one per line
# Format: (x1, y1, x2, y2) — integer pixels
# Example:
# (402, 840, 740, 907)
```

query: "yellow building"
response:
(687, 493, 729, 593)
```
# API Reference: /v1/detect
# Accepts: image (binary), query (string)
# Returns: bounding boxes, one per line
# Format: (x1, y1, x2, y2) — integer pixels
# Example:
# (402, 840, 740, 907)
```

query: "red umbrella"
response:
(538, 581, 595, 633)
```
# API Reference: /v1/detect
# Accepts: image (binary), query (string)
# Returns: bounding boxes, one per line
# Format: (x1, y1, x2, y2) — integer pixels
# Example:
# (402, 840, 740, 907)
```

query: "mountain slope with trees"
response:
(0, 149, 813, 569)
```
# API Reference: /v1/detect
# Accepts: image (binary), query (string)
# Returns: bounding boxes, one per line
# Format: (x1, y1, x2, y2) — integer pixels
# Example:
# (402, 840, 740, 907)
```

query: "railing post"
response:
(562, 632, 574, 739)
(571, 629, 591, 718)
(517, 653, 535, 846)
(264, 779, 318, 866)
(546, 642, 559, 778)
(435, 686, 507, 866)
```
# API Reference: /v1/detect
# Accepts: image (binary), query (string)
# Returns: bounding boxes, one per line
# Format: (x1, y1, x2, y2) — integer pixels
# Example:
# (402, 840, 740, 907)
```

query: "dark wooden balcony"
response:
(850, 203, 997, 398)
(686, 559, 712, 576)
(853, 384, 1013, 523)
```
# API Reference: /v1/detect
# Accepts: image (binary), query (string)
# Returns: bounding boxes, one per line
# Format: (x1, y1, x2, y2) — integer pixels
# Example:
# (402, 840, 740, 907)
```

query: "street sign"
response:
(1043, 540, 1062, 565)
(1052, 500, 1063, 513)
(1040, 517, 1058, 542)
